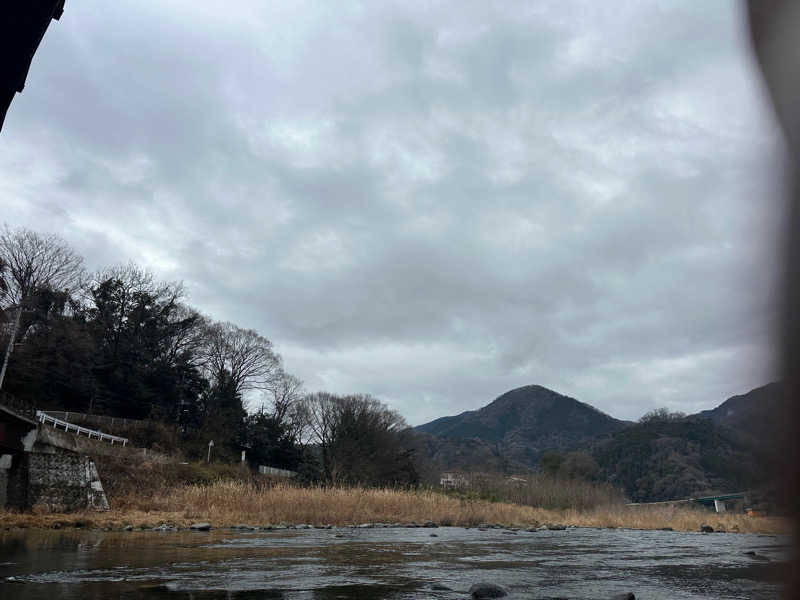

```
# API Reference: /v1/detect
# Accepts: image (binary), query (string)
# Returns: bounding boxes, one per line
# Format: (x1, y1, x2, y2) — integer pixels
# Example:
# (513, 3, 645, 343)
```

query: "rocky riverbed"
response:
(0, 525, 789, 599)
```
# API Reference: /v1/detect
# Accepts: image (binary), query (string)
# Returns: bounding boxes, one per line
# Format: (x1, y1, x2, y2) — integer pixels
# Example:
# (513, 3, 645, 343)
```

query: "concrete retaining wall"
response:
(34, 425, 167, 461)
(0, 452, 32, 509)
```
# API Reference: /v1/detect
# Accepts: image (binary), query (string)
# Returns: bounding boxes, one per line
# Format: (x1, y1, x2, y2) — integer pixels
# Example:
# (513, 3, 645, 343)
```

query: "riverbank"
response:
(0, 481, 788, 534)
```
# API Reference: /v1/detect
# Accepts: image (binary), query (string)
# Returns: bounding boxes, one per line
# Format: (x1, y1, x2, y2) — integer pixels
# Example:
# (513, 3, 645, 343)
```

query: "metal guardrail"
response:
(36, 410, 128, 446)
(43, 411, 148, 429)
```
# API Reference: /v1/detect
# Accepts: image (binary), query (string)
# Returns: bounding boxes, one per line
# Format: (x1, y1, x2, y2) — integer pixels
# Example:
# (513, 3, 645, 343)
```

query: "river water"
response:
(0, 526, 789, 599)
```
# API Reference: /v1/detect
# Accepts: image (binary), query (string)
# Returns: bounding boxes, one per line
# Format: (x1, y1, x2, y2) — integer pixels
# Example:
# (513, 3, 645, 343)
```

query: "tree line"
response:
(0, 225, 420, 486)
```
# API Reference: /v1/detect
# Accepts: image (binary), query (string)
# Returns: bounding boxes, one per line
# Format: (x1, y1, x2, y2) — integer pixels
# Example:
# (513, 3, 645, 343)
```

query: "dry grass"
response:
(170, 482, 541, 527)
(548, 504, 787, 534)
(0, 481, 787, 534)
(458, 472, 626, 511)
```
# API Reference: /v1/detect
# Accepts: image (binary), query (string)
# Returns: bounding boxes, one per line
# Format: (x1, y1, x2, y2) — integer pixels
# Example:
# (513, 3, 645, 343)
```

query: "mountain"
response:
(693, 382, 784, 439)
(415, 382, 782, 502)
(415, 385, 630, 472)
(592, 382, 784, 502)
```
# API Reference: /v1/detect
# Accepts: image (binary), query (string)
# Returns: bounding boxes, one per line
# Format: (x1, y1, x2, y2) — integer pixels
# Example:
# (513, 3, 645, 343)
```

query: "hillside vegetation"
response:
(417, 383, 782, 503)
(592, 417, 759, 502)
(416, 385, 628, 472)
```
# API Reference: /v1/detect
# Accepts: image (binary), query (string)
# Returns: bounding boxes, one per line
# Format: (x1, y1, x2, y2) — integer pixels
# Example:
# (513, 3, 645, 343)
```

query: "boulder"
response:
(190, 522, 212, 531)
(700, 524, 714, 533)
(423, 520, 438, 528)
(469, 583, 508, 599)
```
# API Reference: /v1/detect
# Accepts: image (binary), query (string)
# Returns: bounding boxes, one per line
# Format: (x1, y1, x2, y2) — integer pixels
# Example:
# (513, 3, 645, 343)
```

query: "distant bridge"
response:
(627, 492, 749, 513)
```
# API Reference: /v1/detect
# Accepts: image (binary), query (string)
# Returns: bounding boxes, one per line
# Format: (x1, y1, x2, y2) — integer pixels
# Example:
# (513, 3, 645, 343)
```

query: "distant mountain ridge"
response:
(415, 385, 630, 472)
(693, 382, 783, 434)
(415, 382, 781, 502)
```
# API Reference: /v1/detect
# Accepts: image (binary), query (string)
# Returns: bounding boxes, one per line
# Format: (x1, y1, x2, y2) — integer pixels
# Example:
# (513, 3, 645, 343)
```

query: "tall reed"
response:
(0, 480, 786, 533)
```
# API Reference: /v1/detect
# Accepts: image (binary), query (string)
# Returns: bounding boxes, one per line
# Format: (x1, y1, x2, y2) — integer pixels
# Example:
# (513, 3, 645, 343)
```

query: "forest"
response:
(0, 225, 419, 486)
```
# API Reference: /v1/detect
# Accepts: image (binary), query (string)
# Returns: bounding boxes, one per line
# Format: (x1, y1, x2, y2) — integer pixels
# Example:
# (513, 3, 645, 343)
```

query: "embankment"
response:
(0, 477, 787, 534)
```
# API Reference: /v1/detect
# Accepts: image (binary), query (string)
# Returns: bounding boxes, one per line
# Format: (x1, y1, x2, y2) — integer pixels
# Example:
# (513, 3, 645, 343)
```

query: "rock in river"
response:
(469, 582, 508, 598)
(700, 524, 714, 533)
(190, 522, 212, 531)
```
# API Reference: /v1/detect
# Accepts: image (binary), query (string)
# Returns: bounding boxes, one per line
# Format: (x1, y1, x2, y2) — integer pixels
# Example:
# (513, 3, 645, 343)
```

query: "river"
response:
(0, 526, 789, 599)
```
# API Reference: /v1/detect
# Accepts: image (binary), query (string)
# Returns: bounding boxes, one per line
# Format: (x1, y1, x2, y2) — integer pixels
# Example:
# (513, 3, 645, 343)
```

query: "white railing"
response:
(258, 465, 296, 478)
(42, 411, 148, 429)
(36, 410, 128, 446)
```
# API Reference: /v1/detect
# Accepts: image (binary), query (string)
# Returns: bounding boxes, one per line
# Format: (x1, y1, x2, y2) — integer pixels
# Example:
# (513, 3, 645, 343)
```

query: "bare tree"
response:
(302, 392, 416, 484)
(265, 370, 304, 419)
(303, 391, 341, 477)
(0, 226, 85, 389)
(200, 320, 281, 396)
(0, 225, 85, 309)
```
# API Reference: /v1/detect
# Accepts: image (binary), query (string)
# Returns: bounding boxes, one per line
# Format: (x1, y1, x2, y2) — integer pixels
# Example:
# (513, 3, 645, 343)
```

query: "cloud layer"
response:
(0, 1, 785, 423)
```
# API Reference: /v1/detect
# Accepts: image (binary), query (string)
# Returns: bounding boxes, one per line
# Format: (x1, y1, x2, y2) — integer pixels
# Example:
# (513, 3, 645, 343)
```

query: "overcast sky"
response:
(0, 1, 787, 424)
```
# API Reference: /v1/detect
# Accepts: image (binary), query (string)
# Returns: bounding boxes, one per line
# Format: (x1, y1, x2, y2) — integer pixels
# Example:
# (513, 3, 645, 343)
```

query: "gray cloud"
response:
(0, 0, 784, 424)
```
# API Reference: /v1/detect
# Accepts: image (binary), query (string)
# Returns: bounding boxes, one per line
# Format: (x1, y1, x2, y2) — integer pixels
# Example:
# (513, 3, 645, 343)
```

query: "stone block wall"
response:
(24, 453, 109, 512)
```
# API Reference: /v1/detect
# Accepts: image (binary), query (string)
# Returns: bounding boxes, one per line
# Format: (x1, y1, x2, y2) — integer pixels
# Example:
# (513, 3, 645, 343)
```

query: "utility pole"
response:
(0, 306, 22, 391)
